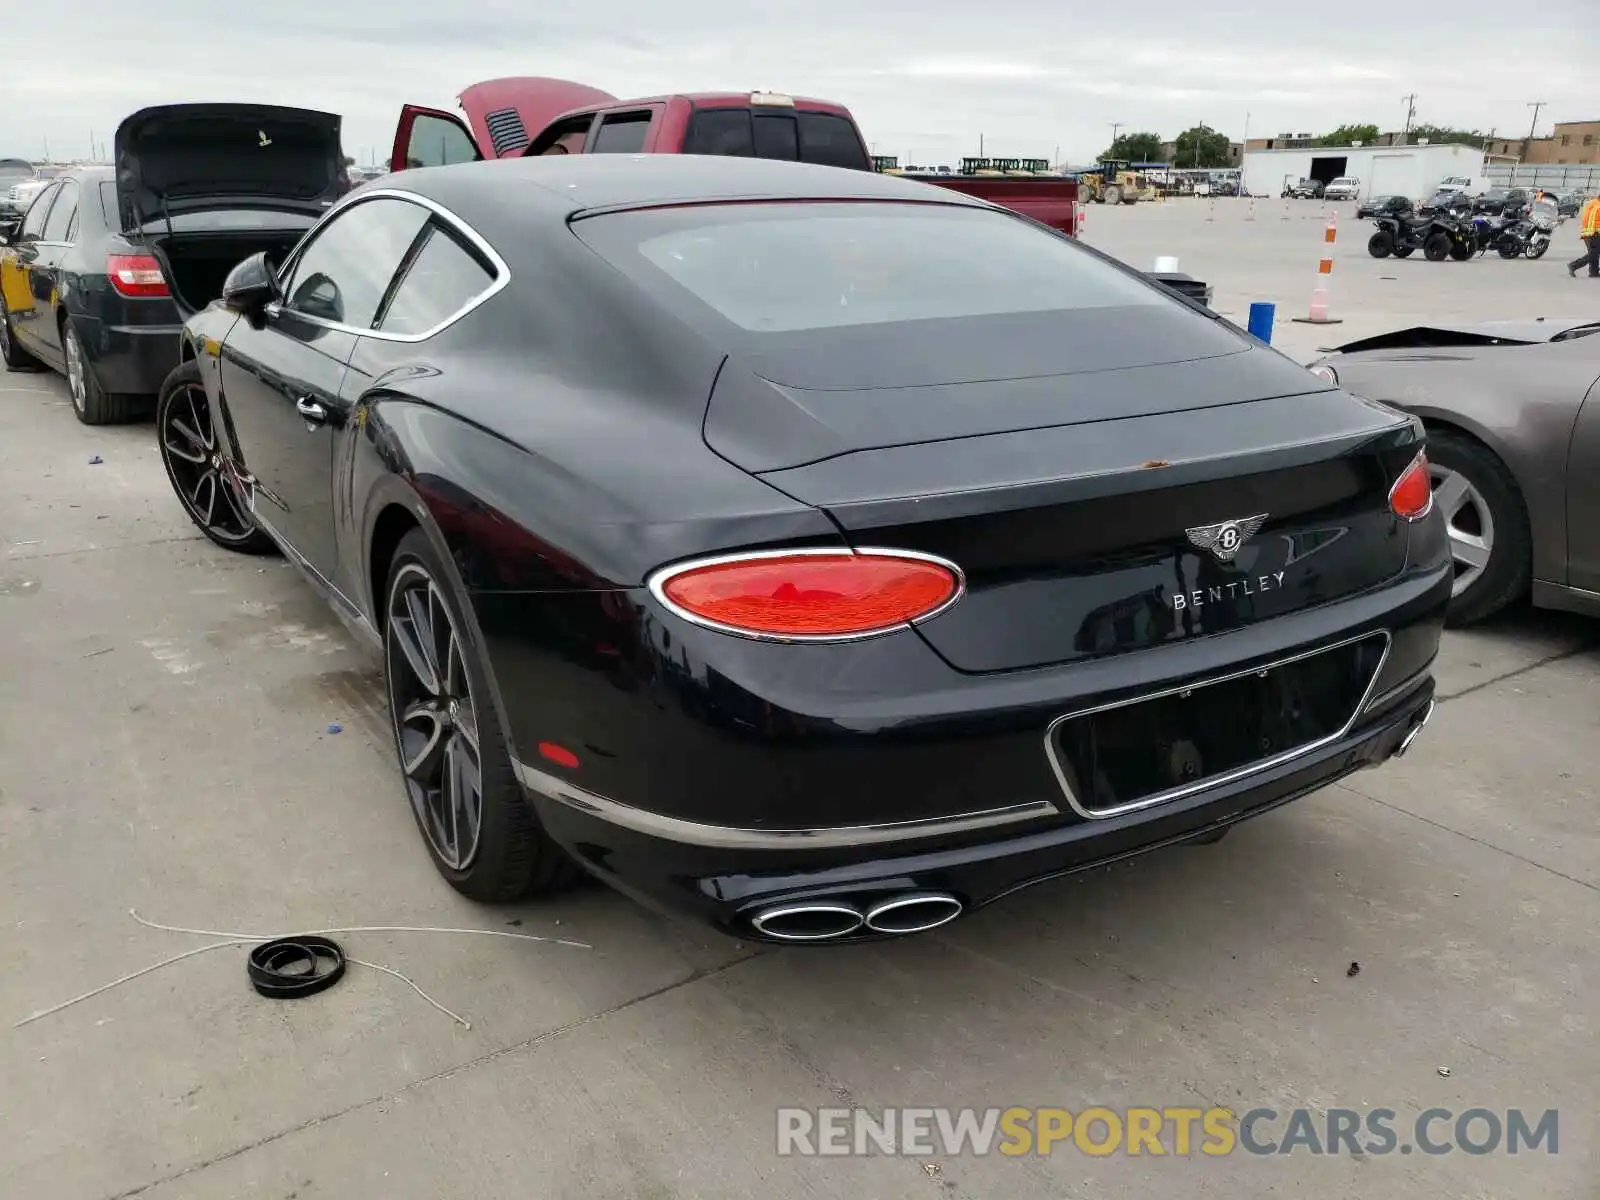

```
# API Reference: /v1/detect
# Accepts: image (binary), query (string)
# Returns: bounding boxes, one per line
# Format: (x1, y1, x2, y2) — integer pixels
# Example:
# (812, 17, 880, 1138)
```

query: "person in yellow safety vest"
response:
(1570, 194, 1600, 278)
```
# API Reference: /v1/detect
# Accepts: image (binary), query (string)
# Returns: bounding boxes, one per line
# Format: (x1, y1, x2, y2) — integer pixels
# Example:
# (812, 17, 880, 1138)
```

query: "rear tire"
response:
(1423, 233, 1452, 262)
(0, 292, 42, 370)
(1426, 429, 1531, 627)
(383, 527, 583, 902)
(64, 320, 139, 425)
(1496, 239, 1521, 259)
(1367, 231, 1394, 258)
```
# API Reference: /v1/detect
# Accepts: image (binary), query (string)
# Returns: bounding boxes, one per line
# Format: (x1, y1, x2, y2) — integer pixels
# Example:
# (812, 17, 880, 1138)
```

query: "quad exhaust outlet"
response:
(750, 892, 964, 942)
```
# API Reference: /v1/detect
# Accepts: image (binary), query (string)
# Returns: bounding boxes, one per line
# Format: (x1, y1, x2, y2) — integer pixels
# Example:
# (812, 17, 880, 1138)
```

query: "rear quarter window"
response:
(573, 202, 1170, 334)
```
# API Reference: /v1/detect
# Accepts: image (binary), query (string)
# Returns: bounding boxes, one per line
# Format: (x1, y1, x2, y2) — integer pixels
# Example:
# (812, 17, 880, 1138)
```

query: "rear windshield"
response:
(683, 108, 870, 171)
(100, 181, 319, 233)
(572, 201, 1169, 334)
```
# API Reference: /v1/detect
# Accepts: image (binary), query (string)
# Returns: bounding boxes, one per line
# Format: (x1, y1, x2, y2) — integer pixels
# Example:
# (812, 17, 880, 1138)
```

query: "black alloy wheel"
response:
(387, 559, 486, 875)
(1367, 231, 1394, 258)
(156, 363, 275, 554)
(1423, 233, 1452, 262)
(382, 528, 581, 902)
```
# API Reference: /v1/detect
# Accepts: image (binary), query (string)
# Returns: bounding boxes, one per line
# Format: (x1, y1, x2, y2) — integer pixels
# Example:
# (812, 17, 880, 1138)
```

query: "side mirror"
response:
(221, 251, 281, 316)
(0, 218, 18, 246)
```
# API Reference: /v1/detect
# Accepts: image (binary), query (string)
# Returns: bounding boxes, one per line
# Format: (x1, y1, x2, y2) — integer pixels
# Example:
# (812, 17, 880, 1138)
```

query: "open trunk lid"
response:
(114, 104, 343, 231)
(718, 350, 1421, 673)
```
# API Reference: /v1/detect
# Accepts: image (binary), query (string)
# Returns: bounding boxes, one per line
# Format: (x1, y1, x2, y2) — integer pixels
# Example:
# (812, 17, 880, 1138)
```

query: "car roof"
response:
(390, 154, 991, 225)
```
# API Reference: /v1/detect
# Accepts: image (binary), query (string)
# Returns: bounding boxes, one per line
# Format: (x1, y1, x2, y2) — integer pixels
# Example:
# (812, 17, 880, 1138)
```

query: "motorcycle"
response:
(1367, 211, 1459, 262)
(1493, 197, 1558, 260)
(1454, 213, 1506, 259)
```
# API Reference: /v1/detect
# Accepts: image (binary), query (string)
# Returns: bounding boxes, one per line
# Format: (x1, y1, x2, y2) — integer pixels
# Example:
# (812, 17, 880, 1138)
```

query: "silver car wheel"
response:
(64, 327, 86, 413)
(1428, 463, 1494, 598)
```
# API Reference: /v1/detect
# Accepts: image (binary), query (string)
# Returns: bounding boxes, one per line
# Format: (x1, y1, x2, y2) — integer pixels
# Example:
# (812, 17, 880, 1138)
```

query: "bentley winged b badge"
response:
(1186, 513, 1269, 563)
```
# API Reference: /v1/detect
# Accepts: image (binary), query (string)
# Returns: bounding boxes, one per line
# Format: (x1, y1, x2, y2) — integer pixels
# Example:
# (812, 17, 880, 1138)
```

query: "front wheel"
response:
(1526, 236, 1550, 260)
(156, 362, 276, 554)
(1103, 185, 1121, 205)
(1367, 231, 1395, 258)
(1427, 430, 1531, 627)
(1394, 246, 1415, 258)
(1448, 240, 1473, 261)
(384, 527, 582, 902)
(1423, 233, 1452, 262)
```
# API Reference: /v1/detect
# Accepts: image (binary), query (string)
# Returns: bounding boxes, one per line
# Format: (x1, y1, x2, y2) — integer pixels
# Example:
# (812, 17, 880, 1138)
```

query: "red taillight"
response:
(1389, 451, 1433, 521)
(107, 254, 170, 298)
(651, 549, 962, 641)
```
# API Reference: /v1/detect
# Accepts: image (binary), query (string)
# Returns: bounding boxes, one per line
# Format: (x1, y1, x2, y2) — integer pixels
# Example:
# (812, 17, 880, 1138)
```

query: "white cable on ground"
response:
(13, 911, 589, 1030)
(14, 939, 250, 1028)
(128, 909, 593, 949)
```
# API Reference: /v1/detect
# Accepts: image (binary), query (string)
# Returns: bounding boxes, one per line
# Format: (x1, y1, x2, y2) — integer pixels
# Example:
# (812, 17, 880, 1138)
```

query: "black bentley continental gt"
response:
(156, 154, 1451, 943)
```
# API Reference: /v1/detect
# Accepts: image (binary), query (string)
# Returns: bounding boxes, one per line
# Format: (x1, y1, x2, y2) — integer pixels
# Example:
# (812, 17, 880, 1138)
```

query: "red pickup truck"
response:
(390, 77, 1081, 236)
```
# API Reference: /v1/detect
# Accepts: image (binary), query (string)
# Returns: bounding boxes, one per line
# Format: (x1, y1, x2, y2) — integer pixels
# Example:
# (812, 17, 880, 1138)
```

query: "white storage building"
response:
(1240, 142, 1486, 201)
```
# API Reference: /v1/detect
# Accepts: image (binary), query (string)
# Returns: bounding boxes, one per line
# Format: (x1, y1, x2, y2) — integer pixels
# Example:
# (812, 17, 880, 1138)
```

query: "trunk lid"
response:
(456, 77, 619, 157)
(114, 104, 343, 230)
(737, 360, 1419, 673)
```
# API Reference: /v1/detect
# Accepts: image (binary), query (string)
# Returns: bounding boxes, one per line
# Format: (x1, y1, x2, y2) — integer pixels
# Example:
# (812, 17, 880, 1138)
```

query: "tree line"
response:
(1101, 122, 1494, 167)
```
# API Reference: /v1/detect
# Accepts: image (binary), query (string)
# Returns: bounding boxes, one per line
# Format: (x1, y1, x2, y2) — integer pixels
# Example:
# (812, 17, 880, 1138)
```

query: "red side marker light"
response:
(539, 741, 580, 770)
(1388, 452, 1433, 522)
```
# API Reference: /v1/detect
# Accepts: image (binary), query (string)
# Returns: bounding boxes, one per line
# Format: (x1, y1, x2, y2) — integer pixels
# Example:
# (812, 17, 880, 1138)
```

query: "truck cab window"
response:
(592, 112, 653, 154)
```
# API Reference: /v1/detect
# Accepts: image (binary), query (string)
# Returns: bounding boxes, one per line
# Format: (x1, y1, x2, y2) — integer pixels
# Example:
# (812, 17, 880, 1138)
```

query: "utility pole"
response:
(1521, 100, 1546, 162)
(1399, 94, 1417, 145)
(1108, 122, 1123, 153)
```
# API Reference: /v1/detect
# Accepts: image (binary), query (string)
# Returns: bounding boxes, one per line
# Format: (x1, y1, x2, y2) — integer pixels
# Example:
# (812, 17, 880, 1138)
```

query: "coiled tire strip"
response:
(246, 936, 347, 999)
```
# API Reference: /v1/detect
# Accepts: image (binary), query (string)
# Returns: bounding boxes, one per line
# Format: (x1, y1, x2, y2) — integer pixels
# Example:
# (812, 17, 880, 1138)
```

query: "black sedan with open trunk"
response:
(0, 105, 339, 422)
(156, 155, 1450, 942)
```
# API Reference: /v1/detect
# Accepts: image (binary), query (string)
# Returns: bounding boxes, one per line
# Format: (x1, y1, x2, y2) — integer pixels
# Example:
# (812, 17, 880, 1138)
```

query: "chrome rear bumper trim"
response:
(511, 760, 1058, 849)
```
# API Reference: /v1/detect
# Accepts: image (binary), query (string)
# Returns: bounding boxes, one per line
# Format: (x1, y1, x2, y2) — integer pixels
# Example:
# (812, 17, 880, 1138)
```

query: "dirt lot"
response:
(1, 200, 1597, 1199)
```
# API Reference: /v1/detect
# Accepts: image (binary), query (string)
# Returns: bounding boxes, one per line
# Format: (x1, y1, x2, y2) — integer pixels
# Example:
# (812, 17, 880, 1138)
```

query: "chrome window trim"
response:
(512, 759, 1058, 848)
(1043, 629, 1393, 821)
(265, 187, 510, 343)
(644, 545, 967, 644)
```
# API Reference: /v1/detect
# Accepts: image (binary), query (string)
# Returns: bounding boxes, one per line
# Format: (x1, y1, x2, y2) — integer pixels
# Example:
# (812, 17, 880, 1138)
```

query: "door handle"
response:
(295, 396, 328, 423)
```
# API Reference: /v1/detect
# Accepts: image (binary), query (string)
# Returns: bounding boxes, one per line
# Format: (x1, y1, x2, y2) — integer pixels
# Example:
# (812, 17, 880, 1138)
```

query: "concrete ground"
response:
(2, 201, 1597, 1200)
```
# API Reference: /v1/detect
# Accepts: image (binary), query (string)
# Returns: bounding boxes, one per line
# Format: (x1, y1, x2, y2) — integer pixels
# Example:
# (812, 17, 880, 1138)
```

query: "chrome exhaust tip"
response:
(1395, 699, 1436, 758)
(750, 902, 865, 942)
(863, 893, 964, 935)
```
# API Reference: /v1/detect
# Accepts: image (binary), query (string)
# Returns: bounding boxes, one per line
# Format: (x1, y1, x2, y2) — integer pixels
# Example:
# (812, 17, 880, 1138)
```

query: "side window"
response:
(525, 114, 595, 157)
(591, 112, 652, 154)
(685, 110, 754, 157)
(376, 224, 497, 336)
(797, 113, 870, 170)
(281, 198, 429, 328)
(19, 183, 60, 239)
(41, 180, 78, 242)
(406, 114, 479, 169)
(752, 114, 798, 161)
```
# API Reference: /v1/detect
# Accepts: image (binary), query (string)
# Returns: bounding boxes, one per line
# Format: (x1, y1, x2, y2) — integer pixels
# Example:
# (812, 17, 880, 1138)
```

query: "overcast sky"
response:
(2, 1, 1591, 167)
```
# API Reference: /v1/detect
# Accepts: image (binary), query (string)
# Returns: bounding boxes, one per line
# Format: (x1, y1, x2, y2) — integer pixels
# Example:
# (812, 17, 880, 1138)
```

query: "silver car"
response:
(1311, 318, 1600, 625)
